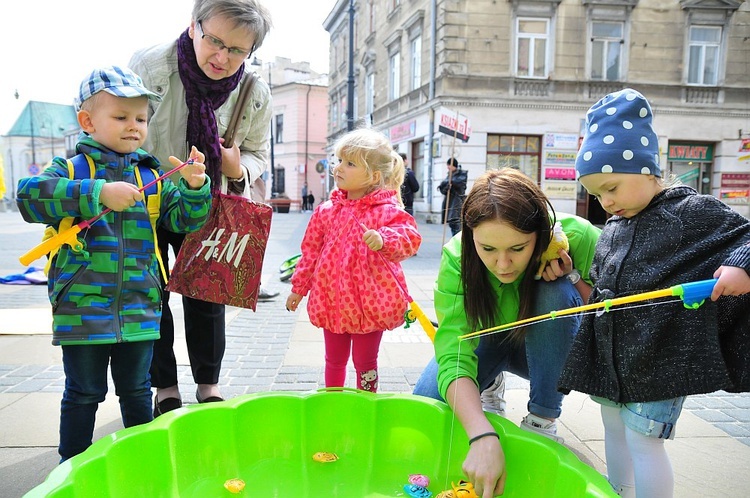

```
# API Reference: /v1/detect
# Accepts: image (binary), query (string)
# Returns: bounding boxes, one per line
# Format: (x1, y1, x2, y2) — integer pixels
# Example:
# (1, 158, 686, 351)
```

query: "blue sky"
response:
(0, 0, 333, 135)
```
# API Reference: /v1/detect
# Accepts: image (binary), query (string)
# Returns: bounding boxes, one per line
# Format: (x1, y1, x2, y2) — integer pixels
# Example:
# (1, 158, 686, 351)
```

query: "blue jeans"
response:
(59, 341, 154, 461)
(413, 278, 582, 419)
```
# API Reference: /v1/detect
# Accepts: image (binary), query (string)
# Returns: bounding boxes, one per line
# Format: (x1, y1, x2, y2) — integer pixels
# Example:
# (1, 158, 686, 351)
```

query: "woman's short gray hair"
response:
(192, 0, 273, 50)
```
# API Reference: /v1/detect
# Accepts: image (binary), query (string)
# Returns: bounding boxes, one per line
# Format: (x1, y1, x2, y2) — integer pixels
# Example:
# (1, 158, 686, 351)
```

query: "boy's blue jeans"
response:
(413, 278, 582, 419)
(59, 341, 154, 461)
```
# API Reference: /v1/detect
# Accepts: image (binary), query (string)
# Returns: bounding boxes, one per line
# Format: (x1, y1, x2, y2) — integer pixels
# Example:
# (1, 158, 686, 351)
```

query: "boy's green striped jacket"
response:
(16, 137, 212, 345)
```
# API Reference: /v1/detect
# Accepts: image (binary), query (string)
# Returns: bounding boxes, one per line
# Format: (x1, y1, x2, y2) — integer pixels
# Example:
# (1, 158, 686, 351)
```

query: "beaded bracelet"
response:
(468, 431, 500, 446)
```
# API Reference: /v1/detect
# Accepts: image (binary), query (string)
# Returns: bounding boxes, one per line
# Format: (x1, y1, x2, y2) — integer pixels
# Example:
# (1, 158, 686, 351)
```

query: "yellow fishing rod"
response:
(458, 279, 718, 341)
(351, 215, 436, 342)
(19, 159, 195, 267)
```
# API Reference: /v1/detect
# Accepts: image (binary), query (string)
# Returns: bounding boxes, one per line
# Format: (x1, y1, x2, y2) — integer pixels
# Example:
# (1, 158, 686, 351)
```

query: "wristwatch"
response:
(566, 269, 581, 285)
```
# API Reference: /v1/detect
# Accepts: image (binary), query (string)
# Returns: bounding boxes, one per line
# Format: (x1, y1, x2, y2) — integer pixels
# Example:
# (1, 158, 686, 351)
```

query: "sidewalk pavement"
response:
(1, 209, 749, 497)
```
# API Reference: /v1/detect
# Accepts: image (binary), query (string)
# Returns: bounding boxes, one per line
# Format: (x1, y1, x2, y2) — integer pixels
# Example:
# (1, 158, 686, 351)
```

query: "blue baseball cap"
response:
(75, 66, 161, 111)
(575, 88, 660, 179)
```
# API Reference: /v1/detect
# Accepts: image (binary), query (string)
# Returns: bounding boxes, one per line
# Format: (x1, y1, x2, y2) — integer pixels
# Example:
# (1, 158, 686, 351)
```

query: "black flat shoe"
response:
(153, 396, 182, 417)
(196, 389, 224, 404)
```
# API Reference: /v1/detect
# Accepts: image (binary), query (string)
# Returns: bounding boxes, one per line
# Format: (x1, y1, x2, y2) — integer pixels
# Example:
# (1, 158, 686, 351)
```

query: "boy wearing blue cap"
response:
(559, 88, 750, 497)
(16, 66, 212, 461)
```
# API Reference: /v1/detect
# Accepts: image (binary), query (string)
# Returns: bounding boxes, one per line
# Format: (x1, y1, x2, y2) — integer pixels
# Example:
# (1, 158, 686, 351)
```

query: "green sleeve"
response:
(558, 213, 601, 285)
(433, 236, 481, 400)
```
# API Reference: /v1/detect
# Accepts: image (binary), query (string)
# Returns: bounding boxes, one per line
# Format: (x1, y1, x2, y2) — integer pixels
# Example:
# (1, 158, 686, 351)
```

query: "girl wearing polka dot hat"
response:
(560, 88, 750, 497)
(285, 128, 422, 393)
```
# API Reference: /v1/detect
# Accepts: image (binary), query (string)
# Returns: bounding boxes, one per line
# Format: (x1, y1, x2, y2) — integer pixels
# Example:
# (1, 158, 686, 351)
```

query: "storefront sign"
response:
(543, 151, 577, 167)
(389, 120, 416, 144)
(721, 173, 750, 188)
(668, 143, 713, 161)
(436, 107, 471, 142)
(720, 189, 749, 204)
(544, 167, 576, 180)
(544, 133, 579, 150)
(543, 181, 577, 200)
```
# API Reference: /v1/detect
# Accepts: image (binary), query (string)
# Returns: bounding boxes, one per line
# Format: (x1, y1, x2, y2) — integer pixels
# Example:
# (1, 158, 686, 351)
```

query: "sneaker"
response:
(257, 286, 279, 301)
(520, 413, 564, 443)
(480, 372, 507, 417)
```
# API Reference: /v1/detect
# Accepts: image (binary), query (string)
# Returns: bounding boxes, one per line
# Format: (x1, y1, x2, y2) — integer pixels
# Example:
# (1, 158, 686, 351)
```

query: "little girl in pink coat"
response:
(286, 128, 422, 392)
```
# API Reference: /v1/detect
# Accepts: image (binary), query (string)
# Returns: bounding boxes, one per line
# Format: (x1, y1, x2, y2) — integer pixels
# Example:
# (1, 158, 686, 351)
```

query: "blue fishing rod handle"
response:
(680, 278, 718, 308)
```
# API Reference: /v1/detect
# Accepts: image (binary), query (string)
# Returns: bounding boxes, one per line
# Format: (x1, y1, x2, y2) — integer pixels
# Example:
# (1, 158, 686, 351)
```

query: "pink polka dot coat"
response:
(291, 188, 422, 334)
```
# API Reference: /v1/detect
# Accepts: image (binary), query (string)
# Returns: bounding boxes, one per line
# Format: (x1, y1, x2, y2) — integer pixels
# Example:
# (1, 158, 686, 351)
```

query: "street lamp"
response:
(346, 0, 355, 131)
(251, 57, 276, 195)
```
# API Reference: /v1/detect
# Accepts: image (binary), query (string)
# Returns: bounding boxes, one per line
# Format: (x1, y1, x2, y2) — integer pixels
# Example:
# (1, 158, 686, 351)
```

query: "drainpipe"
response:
(426, 0, 437, 215)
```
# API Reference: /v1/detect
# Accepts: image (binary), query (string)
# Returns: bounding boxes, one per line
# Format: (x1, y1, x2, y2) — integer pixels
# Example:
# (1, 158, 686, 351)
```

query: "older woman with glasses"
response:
(129, 0, 272, 417)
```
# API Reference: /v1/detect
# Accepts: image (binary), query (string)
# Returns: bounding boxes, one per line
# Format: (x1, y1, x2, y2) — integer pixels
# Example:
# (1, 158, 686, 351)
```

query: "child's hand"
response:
(362, 227, 384, 251)
(171, 146, 207, 190)
(100, 182, 143, 212)
(711, 265, 750, 301)
(286, 292, 303, 312)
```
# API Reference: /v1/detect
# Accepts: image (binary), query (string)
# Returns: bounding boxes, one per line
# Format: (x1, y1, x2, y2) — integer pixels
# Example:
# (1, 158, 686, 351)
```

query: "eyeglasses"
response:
(196, 21, 254, 60)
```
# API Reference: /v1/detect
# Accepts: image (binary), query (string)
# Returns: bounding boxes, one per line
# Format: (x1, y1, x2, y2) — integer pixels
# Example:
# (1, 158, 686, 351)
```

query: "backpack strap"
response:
(134, 165, 167, 283)
(43, 154, 95, 275)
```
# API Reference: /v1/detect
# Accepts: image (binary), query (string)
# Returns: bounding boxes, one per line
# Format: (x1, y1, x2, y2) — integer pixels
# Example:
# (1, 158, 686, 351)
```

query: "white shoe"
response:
(520, 413, 564, 443)
(480, 372, 507, 417)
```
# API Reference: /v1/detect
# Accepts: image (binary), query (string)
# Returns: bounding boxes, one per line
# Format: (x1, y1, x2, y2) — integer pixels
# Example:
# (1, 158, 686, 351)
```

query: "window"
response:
(331, 100, 338, 130)
(389, 52, 401, 100)
(366, 72, 375, 115)
(410, 35, 422, 90)
(486, 134, 542, 184)
(368, 0, 376, 35)
(274, 114, 283, 144)
(591, 21, 623, 81)
(688, 26, 721, 86)
(516, 18, 549, 78)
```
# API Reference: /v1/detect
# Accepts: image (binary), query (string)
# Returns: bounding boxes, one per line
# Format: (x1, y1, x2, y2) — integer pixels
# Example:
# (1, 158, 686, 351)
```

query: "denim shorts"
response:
(592, 396, 685, 440)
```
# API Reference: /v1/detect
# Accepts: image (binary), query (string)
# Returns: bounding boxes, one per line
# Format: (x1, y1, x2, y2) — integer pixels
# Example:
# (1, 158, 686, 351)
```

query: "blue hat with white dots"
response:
(576, 88, 660, 179)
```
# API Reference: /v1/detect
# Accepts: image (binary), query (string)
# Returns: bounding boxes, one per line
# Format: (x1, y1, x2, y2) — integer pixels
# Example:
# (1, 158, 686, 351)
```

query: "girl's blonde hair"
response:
(333, 128, 405, 205)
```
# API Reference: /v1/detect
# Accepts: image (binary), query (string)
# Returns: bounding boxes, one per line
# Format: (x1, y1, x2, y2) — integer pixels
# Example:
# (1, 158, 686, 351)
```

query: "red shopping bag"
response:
(167, 193, 272, 310)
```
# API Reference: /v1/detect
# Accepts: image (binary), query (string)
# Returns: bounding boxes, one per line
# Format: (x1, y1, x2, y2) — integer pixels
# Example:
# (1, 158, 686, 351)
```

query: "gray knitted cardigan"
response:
(559, 186, 750, 403)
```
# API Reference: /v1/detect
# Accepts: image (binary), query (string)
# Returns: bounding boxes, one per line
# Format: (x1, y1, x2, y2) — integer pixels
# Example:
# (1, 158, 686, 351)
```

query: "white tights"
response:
(601, 404, 674, 498)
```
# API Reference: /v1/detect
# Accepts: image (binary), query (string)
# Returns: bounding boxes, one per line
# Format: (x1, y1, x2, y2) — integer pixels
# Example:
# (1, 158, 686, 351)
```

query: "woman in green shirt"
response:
(413, 168, 600, 497)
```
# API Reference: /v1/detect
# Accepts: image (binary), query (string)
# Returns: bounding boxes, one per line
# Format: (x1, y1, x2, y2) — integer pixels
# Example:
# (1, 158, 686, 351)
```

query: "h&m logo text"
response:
(195, 228, 249, 268)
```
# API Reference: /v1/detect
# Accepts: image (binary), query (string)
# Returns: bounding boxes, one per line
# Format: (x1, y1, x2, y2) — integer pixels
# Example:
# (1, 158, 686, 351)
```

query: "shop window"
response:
(487, 134, 541, 184)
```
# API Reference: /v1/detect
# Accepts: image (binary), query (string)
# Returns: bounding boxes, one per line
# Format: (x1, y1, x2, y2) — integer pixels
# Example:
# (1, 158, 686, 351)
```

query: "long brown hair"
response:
(460, 168, 556, 341)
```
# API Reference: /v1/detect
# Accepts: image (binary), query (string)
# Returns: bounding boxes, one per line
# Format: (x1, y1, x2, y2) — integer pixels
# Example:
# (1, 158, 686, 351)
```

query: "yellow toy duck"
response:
(534, 221, 569, 280)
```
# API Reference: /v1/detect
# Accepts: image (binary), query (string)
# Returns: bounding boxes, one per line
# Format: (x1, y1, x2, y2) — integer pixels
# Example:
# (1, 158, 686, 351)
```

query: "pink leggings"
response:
(323, 329, 384, 392)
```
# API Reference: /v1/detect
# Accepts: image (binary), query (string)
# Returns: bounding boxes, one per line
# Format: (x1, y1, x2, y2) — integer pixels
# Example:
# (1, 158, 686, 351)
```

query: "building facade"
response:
(323, 0, 750, 222)
(258, 57, 330, 209)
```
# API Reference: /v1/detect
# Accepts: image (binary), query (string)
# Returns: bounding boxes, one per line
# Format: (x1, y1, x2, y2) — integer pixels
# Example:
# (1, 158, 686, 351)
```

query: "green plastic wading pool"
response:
(25, 391, 616, 497)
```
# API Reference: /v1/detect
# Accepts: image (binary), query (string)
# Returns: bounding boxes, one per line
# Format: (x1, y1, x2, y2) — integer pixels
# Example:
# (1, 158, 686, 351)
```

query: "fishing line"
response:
(458, 298, 684, 342)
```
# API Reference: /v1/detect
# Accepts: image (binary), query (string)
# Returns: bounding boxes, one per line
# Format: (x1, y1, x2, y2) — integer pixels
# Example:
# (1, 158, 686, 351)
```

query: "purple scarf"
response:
(177, 29, 244, 191)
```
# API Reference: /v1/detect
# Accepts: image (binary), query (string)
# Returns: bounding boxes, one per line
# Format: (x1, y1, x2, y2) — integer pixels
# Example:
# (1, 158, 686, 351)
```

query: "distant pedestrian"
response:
(559, 88, 750, 498)
(399, 152, 420, 216)
(307, 192, 315, 211)
(285, 128, 421, 392)
(15, 67, 211, 462)
(301, 183, 309, 211)
(438, 157, 467, 236)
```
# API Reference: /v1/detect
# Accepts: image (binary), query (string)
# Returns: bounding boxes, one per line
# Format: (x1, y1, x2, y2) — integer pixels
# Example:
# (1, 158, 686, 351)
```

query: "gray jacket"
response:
(559, 186, 750, 403)
(129, 40, 272, 184)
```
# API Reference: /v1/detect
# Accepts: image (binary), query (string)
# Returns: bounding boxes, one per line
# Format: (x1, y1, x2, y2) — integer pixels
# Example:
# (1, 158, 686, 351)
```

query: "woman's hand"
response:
(447, 378, 507, 497)
(172, 146, 207, 190)
(219, 138, 244, 180)
(711, 265, 750, 300)
(463, 437, 507, 497)
(286, 292, 303, 312)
